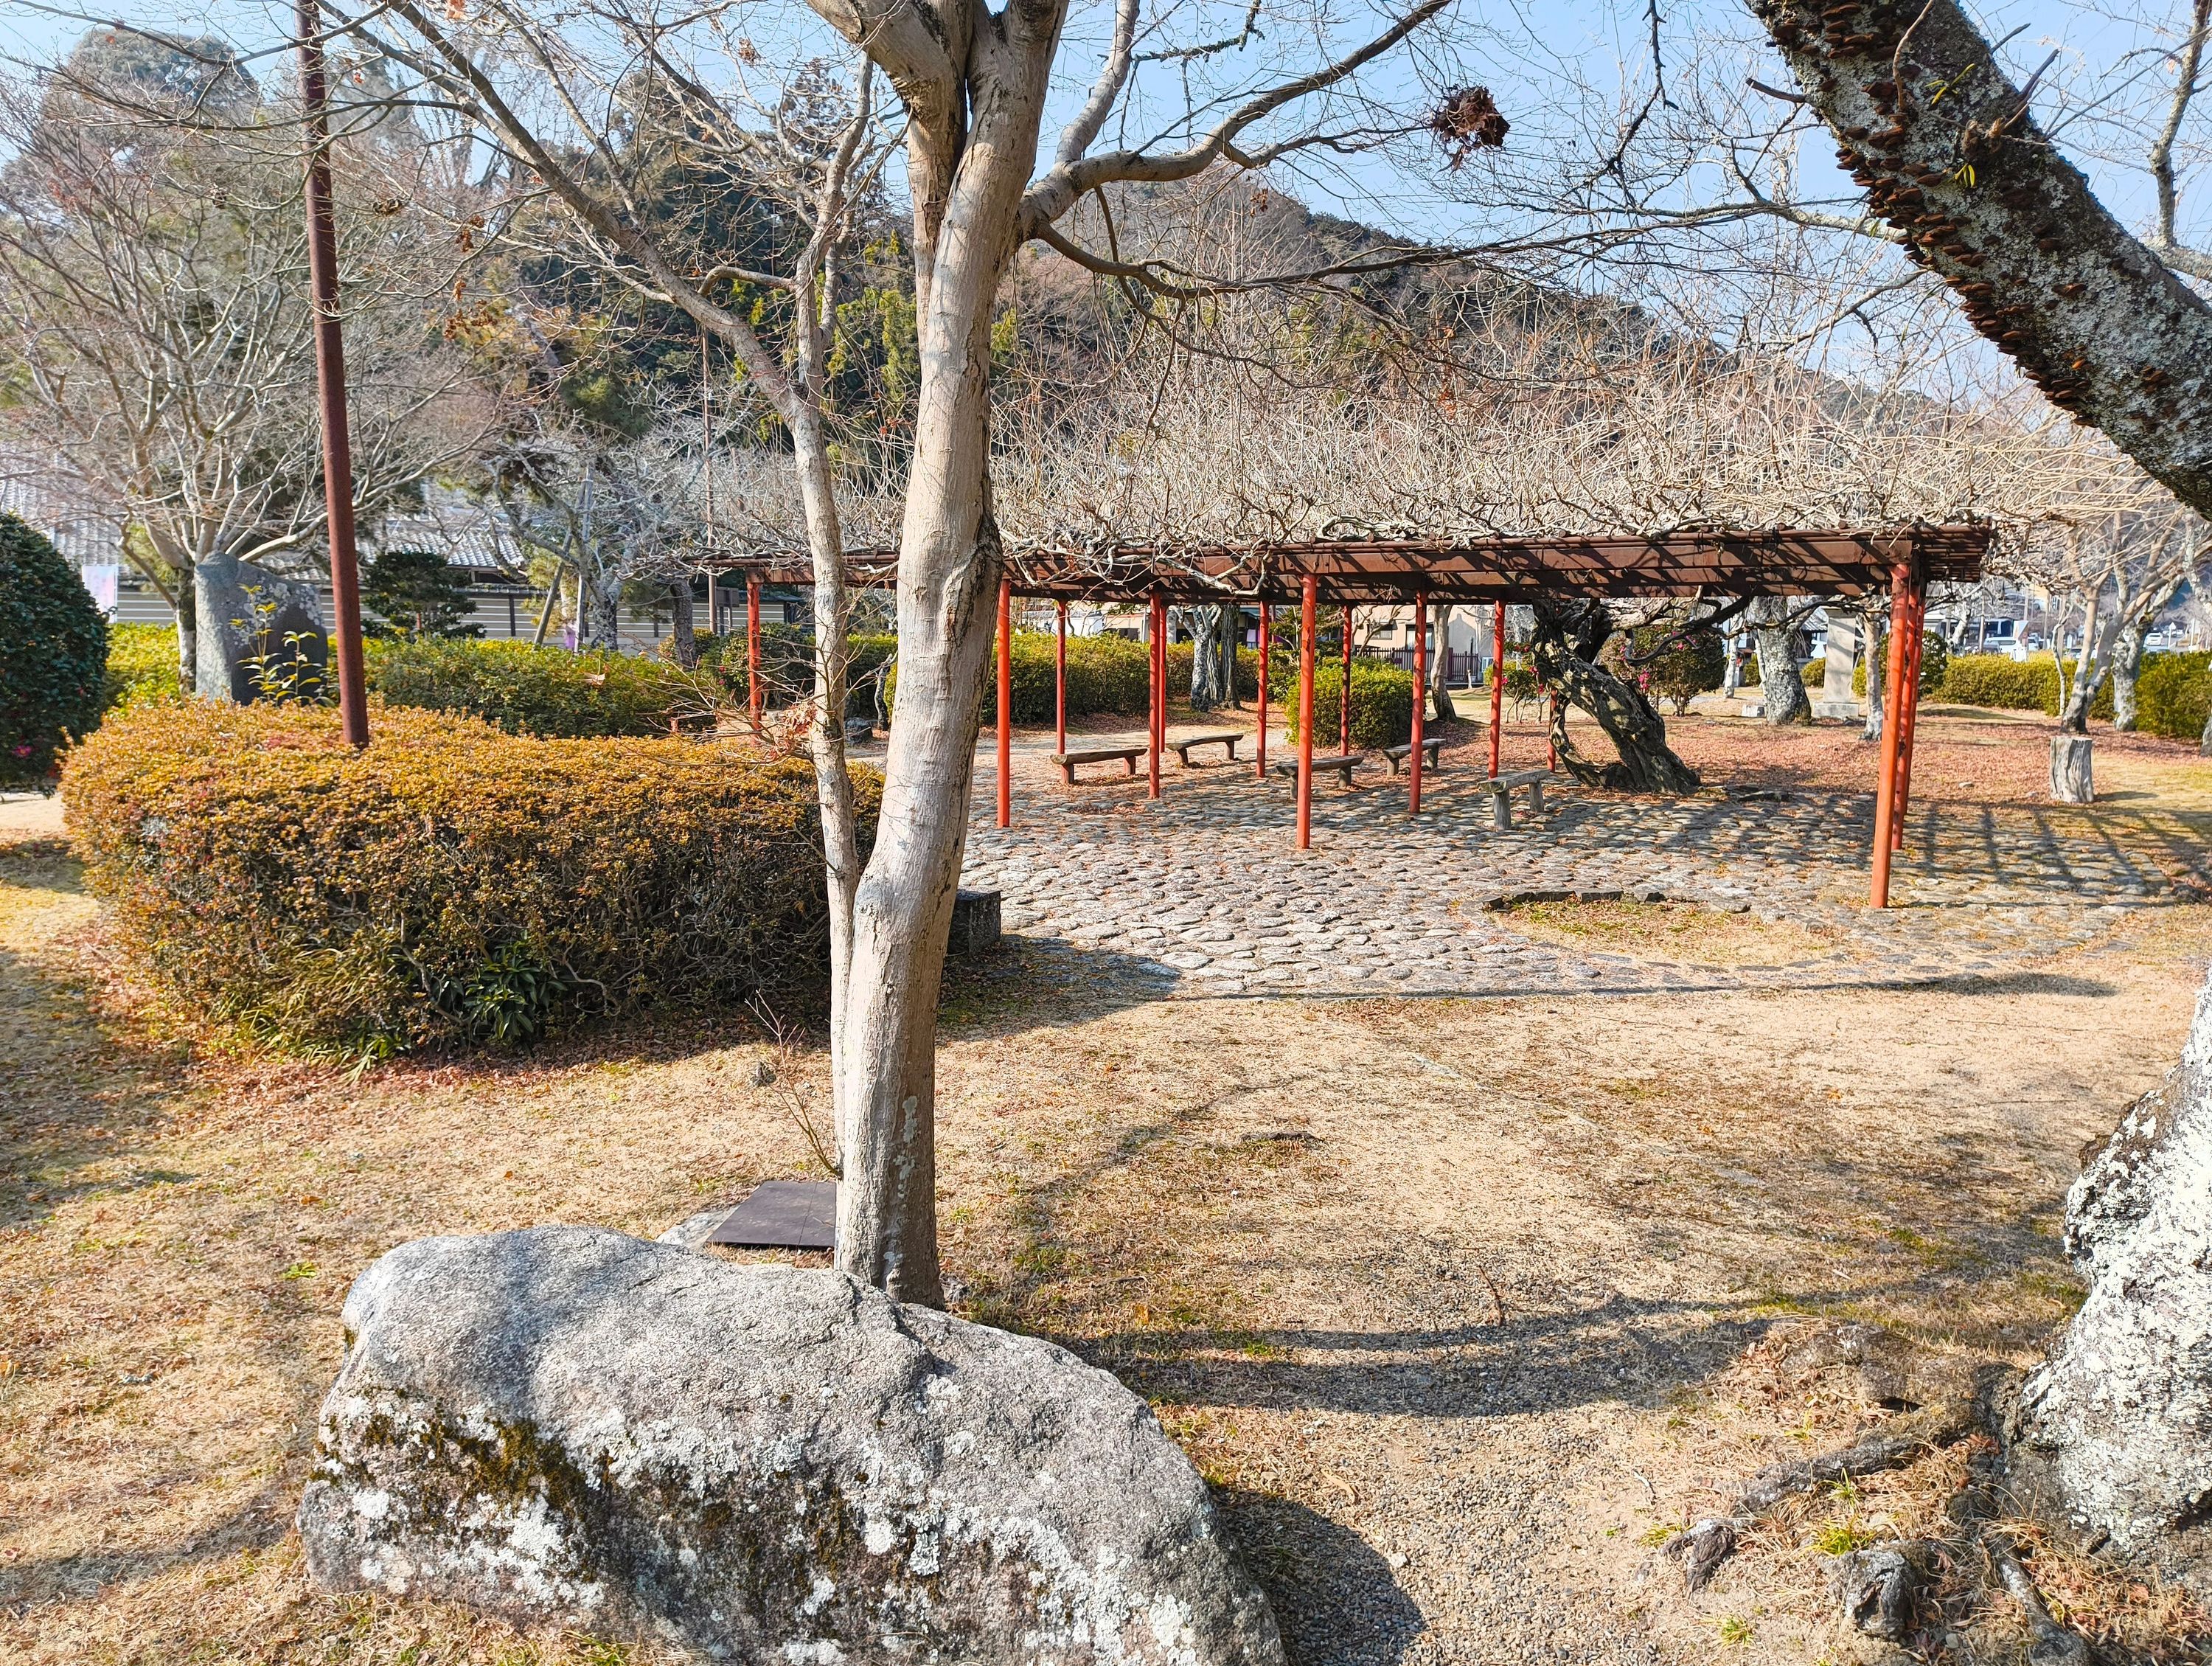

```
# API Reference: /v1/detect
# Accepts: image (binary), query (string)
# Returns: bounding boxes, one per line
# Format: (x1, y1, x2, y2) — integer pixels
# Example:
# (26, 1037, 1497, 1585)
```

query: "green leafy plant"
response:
(2134, 651, 2211, 741)
(1600, 621, 1727, 714)
(0, 510, 109, 788)
(102, 624, 186, 713)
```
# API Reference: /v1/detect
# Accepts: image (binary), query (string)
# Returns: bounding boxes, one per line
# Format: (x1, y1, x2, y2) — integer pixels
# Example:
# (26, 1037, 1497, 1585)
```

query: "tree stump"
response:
(2049, 734, 2095, 804)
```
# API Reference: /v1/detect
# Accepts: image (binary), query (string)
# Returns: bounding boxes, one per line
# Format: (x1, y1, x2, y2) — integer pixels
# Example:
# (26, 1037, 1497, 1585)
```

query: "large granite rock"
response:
(299, 1226, 1281, 1664)
(2016, 967, 2212, 1576)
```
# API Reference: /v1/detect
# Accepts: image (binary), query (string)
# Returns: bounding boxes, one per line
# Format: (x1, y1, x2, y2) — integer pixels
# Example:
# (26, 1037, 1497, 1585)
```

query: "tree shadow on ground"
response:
(1214, 1486, 1424, 1666)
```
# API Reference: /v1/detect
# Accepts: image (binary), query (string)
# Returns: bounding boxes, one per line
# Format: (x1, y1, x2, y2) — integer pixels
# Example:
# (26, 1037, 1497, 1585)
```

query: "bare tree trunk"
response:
(1748, 596, 1811, 726)
(1529, 600, 1701, 792)
(1217, 604, 1239, 709)
(174, 569, 198, 692)
(531, 563, 563, 647)
(2201, 702, 2212, 757)
(1430, 604, 1457, 722)
(578, 569, 622, 651)
(2056, 595, 2106, 736)
(1860, 600, 1888, 744)
(669, 578, 698, 667)
(1189, 604, 1229, 709)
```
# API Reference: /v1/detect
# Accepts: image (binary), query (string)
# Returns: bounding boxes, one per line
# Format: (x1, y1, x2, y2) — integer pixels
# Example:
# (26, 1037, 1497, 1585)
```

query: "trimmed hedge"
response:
(1279, 658, 1416, 749)
(64, 702, 878, 1058)
(1924, 653, 2112, 720)
(1, 511, 108, 788)
(1599, 624, 1726, 714)
(366, 638, 678, 737)
(2135, 652, 2211, 741)
(104, 623, 187, 712)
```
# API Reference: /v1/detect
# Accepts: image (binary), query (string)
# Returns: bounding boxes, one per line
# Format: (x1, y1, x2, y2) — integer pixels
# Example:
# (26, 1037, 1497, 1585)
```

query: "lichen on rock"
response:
(299, 1226, 1282, 1663)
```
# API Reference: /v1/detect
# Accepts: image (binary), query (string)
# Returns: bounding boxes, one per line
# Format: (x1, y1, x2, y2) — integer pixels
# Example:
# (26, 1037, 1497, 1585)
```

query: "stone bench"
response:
(1478, 768, 1560, 830)
(1270, 753, 1364, 787)
(1052, 744, 1147, 783)
(1169, 730, 1242, 766)
(1380, 737, 1444, 775)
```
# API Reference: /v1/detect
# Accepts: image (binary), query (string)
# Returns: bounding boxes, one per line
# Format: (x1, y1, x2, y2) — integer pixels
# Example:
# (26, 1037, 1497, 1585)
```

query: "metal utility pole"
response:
(298, 0, 369, 747)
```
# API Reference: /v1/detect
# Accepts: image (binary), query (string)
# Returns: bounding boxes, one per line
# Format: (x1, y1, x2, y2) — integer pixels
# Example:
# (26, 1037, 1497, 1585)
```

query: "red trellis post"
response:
(745, 577, 762, 732)
(1340, 604, 1353, 756)
(1054, 599, 1068, 757)
(297, 0, 369, 748)
(1892, 581, 1927, 849)
(1409, 589, 1427, 816)
(1869, 560, 1915, 906)
(1255, 605, 1270, 780)
(1296, 575, 1318, 850)
(1148, 591, 1166, 799)
(1488, 602, 1505, 779)
(995, 576, 1012, 829)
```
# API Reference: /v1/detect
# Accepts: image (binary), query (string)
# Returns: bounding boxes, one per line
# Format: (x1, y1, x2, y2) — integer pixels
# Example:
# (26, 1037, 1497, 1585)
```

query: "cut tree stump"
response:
(2050, 733, 2095, 803)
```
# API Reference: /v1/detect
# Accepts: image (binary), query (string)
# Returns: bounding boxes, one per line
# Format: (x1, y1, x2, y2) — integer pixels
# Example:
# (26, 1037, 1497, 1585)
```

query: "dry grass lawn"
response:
(3, 713, 2210, 1665)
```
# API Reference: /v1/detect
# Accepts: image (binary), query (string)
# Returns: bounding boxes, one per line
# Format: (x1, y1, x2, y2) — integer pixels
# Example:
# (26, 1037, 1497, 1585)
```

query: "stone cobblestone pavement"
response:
(959, 749, 2211, 998)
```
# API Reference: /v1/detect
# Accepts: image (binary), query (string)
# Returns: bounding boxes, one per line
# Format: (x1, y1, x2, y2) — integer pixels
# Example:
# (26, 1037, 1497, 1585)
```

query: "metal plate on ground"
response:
(706, 1181, 837, 1250)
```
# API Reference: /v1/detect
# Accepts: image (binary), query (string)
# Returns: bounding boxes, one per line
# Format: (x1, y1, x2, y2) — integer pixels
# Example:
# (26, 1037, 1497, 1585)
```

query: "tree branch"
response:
(1020, 0, 1453, 231)
(1749, 0, 2212, 520)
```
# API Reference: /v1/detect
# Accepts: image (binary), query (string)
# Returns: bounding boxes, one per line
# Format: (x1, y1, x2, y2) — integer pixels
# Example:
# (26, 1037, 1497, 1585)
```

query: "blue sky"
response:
(3, 1, 2202, 275)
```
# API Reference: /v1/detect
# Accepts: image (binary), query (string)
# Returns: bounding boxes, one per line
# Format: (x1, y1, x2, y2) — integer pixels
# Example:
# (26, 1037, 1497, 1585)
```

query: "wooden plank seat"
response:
(1054, 743, 1148, 783)
(1270, 753, 1364, 786)
(1478, 768, 1561, 830)
(1380, 736, 1444, 774)
(1170, 730, 1242, 766)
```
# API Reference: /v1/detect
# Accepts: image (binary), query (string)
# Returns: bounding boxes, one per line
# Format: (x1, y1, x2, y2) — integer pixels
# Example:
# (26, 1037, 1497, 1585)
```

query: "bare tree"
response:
(0, 35, 479, 693)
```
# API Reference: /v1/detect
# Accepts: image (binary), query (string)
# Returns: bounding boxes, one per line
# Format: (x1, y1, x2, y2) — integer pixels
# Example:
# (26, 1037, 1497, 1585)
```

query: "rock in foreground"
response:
(2016, 967, 2212, 1581)
(300, 1226, 1281, 1664)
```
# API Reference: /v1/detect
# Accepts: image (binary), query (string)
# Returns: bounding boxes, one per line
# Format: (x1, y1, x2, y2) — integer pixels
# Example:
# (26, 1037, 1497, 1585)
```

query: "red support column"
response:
(1340, 604, 1353, 756)
(1409, 590, 1427, 816)
(1255, 604, 1270, 780)
(1054, 599, 1068, 757)
(996, 577, 1012, 829)
(1868, 562, 1913, 907)
(1892, 578, 1927, 850)
(1488, 601, 1505, 779)
(298, 0, 368, 747)
(745, 576, 762, 732)
(1148, 592, 1165, 799)
(1296, 576, 1318, 850)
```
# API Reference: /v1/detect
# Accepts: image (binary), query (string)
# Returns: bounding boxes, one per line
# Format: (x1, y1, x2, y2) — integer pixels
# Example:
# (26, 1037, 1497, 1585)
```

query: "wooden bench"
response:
(1170, 730, 1242, 767)
(1054, 744, 1148, 784)
(1478, 768, 1559, 829)
(1270, 753, 1364, 787)
(1380, 737, 1444, 775)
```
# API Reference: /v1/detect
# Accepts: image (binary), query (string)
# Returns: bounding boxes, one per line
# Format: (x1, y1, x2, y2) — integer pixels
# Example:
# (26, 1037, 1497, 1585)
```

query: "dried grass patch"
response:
(1494, 898, 1840, 968)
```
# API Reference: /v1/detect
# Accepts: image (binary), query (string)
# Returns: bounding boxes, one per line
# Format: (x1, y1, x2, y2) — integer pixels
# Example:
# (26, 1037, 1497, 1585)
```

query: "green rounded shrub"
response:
(0, 511, 109, 788)
(1279, 657, 1416, 749)
(366, 638, 678, 737)
(2134, 652, 2211, 741)
(63, 702, 880, 1058)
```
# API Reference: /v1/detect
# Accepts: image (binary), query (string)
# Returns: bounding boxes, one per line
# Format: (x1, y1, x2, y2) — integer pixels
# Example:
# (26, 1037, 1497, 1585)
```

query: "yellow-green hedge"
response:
(65, 702, 878, 1058)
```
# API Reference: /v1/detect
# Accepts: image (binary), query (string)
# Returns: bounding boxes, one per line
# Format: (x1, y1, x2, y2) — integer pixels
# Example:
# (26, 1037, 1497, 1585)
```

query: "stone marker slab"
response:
(707, 1179, 836, 1250)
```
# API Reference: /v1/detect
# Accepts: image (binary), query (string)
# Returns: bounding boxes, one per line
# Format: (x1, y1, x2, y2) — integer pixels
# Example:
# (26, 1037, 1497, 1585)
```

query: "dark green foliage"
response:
(1868, 631, 1950, 701)
(65, 703, 881, 1058)
(0, 511, 110, 788)
(675, 628, 901, 721)
(364, 639, 678, 737)
(1599, 622, 1727, 714)
(1279, 658, 1416, 749)
(886, 630, 1152, 723)
(2134, 653, 2211, 741)
(363, 548, 483, 639)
